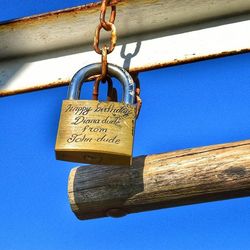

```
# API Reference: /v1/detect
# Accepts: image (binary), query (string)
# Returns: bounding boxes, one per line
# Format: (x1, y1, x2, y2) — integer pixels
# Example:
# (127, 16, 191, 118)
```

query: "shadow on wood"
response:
(68, 156, 146, 220)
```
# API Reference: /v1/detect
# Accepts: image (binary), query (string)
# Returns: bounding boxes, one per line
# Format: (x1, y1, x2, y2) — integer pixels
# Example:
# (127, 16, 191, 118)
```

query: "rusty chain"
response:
(93, 75, 114, 101)
(93, 0, 118, 100)
(93, 0, 117, 85)
(100, 0, 117, 31)
(93, 23, 117, 55)
(93, 0, 117, 56)
(92, 0, 141, 119)
(101, 45, 108, 81)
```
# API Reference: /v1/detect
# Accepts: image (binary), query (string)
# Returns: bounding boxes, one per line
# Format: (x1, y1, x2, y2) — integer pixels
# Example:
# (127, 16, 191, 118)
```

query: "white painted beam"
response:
(1, 0, 250, 96)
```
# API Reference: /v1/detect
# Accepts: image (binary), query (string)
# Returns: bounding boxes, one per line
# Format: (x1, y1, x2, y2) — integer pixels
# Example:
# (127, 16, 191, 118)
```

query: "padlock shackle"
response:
(67, 63, 135, 104)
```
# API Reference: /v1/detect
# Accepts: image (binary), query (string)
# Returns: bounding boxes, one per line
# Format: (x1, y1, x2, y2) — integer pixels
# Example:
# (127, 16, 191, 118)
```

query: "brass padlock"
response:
(55, 63, 136, 166)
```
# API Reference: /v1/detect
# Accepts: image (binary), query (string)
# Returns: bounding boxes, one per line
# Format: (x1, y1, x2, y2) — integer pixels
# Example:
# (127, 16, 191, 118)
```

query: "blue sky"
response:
(0, 1, 250, 250)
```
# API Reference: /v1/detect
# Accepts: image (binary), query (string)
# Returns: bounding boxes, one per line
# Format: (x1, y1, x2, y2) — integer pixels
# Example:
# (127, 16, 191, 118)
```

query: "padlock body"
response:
(55, 100, 136, 165)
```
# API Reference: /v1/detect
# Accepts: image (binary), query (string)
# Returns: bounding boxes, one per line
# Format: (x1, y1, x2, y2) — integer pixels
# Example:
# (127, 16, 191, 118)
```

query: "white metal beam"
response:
(1, 0, 250, 96)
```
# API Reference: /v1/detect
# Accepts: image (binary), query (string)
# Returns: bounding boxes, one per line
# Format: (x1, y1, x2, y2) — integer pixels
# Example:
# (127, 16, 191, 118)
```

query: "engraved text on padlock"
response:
(55, 63, 136, 166)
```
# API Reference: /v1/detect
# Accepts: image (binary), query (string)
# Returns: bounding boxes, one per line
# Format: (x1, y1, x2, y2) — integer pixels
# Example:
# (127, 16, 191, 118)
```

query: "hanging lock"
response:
(55, 63, 136, 166)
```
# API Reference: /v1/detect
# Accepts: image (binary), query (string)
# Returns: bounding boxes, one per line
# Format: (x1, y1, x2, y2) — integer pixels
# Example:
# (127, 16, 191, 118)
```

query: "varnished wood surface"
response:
(68, 139, 250, 220)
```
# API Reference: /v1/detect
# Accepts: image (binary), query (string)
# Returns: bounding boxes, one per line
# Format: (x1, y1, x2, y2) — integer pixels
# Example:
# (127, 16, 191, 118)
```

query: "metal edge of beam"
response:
(1, 0, 250, 96)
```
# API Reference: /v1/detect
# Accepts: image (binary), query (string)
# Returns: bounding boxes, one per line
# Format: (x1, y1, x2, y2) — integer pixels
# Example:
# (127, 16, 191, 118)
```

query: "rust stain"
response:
(129, 48, 250, 74)
(0, 0, 124, 28)
(0, 80, 69, 97)
(1, 48, 250, 97)
(0, 3, 99, 29)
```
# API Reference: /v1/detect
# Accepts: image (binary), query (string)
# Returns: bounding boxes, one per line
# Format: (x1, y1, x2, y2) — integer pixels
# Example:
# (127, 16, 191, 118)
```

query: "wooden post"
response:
(68, 140, 250, 220)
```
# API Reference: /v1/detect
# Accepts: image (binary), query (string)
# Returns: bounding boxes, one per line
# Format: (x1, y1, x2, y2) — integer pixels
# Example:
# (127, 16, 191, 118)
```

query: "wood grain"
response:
(68, 139, 250, 220)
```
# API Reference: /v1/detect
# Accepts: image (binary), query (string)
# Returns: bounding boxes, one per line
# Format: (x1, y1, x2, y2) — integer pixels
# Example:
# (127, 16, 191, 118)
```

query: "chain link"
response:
(93, 22, 117, 55)
(100, 0, 116, 31)
(92, 0, 118, 101)
(93, 0, 117, 55)
(92, 1, 141, 119)
(101, 45, 108, 81)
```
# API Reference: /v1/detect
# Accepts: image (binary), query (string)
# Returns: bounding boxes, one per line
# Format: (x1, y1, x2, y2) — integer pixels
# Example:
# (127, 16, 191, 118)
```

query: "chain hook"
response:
(93, 75, 116, 101)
